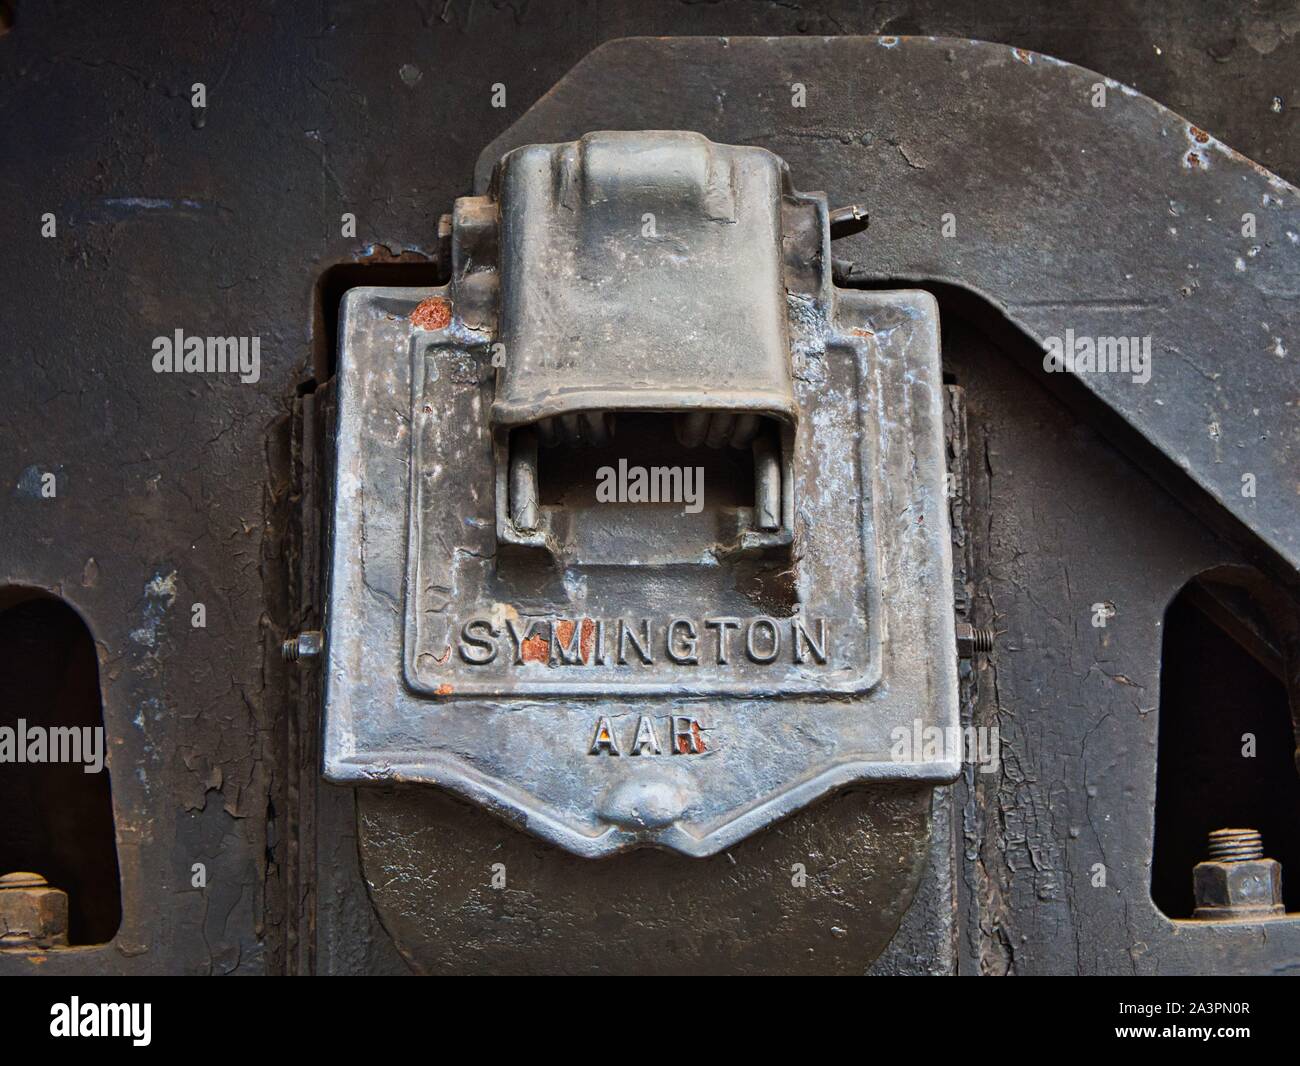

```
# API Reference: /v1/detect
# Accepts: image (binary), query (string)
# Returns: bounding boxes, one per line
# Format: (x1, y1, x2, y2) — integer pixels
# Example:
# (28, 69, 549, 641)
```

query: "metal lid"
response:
(485, 131, 806, 428)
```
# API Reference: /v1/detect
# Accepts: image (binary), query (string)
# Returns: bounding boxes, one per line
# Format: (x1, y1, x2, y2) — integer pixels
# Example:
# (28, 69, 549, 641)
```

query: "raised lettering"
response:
(550, 618, 584, 665)
(745, 617, 780, 663)
(589, 716, 621, 755)
(617, 618, 654, 665)
(671, 715, 706, 754)
(459, 618, 498, 664)
(704, 617, 740, 664)
(629, 715, 661, 755)
(792, 617, 828, 664)
(667, 617, 699, 664)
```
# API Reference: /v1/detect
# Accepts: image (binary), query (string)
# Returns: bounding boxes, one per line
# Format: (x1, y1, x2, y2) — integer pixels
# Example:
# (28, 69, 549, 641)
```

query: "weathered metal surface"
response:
(3, 2, 1296, 976)
(489, 134, 801, 428)
(323, 130, 959, 858)
(1192, 829, 1286, 920)
(474, 36, 1300, 579)
(357, 782, 935, 975)
(411, 33, 1300, 974)
(940, 300, 1300, 975)
(0, 872, 69, 950)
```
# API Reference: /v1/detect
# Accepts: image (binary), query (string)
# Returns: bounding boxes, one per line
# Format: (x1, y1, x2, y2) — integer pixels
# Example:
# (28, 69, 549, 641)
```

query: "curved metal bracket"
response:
(476, 35, 1300, 577)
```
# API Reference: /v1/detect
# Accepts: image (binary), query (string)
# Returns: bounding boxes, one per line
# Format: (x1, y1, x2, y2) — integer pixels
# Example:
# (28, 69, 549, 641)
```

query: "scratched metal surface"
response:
(359, 781, 936, 975)
(938, 301, 1300, 975)
(323, 274, 959, 857)
(371, 36, 1300, 970)
(1, 2, 1296, 974)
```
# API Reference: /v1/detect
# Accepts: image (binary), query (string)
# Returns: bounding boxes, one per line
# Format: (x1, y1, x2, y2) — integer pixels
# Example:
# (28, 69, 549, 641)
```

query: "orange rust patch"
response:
(677, 721, 707, 755)
(521, 631, 549, 663)
(553, 618, 598, 663)
(1189, 126, 1210, 144)
(1186, 151, 1203, 168)
(851, 327, 875, 337)
(410, 297, 452, 330)
(435, 683, 453, 696)
(1013, 48, 1031, 63)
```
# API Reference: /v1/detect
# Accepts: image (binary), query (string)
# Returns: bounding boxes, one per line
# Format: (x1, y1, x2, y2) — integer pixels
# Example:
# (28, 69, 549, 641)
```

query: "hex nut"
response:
(1192, 859, 1284, 920)
(955, 622, 995, 658)
(0, 872, 69, 949)
(282, 629, 324, 662)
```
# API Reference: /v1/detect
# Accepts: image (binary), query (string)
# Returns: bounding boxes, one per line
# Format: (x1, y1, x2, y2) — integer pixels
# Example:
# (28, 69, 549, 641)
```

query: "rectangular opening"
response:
(537, 412, 757, 509)
(508, 412, 784, 565)
(310, 253, 446, 389)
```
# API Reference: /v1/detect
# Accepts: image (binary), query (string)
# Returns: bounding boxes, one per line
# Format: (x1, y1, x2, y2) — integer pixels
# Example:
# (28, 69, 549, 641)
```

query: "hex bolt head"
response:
(955, 621, 995, 658)
(1192, 828, 1285, 921)
(0, 872, 69, 949)
(283, 629, 325, 662)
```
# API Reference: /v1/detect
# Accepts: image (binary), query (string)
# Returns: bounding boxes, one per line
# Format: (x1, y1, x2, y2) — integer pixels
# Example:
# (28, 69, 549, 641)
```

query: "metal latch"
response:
(488, 132, 797, 556)
(322, 131, 959, 857)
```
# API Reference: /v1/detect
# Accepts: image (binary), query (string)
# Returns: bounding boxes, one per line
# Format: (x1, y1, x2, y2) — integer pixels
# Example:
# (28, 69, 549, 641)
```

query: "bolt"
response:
(282, 629, 324, 662)
(1192, 828, 1285, 921)
(955, 621, 995, 658)
(1206, 827, 1264, 862)
(0, 872, 69, 949)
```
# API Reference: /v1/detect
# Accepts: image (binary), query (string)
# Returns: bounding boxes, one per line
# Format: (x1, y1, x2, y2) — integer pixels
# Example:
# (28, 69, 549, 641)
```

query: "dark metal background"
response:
(1, 2, 1297, 974)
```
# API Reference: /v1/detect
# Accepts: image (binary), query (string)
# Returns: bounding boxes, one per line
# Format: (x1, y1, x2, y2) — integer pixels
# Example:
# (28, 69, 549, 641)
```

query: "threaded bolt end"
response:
(282, 630, 323, 664)
(1207, 828, 1264, 863)
(955, 622, 996, 658)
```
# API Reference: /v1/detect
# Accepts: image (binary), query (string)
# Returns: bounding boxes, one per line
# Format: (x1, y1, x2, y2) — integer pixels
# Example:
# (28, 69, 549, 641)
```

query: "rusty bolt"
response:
(955, 621, 995, 658)
(282, 629, 324, 663)
(0, 872, 69, 949)
(1192, 829, 1285, 921)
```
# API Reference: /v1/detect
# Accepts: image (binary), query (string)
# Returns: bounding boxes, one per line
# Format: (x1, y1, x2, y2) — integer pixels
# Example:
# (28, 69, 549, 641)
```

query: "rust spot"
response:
(851, 327, 875, 337)
(435, 683, 453, 696)
(411, 297, 452, 331)
(520, 630, 548, 663)
(1013, 48, 1032, 63)
(1185, 150, 1203, 169)
(677, 721, 708, 755)
(552, 618, 598, 664)
(1189, 126, 1210, 144)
